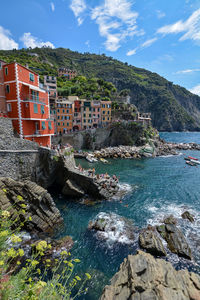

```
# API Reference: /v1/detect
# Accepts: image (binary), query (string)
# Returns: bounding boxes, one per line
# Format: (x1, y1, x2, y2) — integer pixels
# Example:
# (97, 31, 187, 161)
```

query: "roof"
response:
(3, 61, 39, 76)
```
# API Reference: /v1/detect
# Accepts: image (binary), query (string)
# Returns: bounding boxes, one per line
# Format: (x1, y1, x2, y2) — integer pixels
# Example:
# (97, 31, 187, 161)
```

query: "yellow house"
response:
(101, 100, 112, 125)
(82, 100, 93, 129)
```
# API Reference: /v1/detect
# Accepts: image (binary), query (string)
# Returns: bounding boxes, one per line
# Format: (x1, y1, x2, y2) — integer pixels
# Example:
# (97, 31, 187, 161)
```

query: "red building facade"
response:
(3, 62, 54, 147)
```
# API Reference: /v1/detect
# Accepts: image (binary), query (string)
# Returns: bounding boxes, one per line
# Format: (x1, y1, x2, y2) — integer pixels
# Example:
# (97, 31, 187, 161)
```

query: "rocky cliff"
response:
(53, 122, 156, 151)
(100, 251, 200, 300)
(0, 177, 63, 233)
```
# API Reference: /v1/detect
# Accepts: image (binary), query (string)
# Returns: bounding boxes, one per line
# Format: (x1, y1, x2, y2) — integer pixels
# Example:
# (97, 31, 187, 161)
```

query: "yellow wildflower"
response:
(0, 230, 9, 237)
(2, 188, 7, 193)
(7, 248, 17, 258)
(75, 276, 81, 281)
(31, 260, 39, 267)
(36, 240, 48, 252)
(74, 259, 81, 263)
(1, 210, 10, 218)
(20, 204, 27, 208)
(21, 210, 26, 214)
(45, 259, 51, 263)
(68, 262, 73, 268)
(17, 195, 24, 201)
(0, 260, 4, 266)
(18, 249, 24, 257)
(11, 235, 22, 243)
(85, 273, 91, 279)
(28, 216, 32, 221)
(17, 261, 21, 265)
(38, 280, 47, 287)
(60, 250, 68, 256)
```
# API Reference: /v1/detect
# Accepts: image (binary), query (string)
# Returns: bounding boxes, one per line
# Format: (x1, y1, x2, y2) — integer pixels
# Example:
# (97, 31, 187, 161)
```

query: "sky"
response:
(1, 0, 200, 95)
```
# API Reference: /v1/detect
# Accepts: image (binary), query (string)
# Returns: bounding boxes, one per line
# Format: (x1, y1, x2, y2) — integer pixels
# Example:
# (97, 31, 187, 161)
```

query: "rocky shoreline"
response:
(90, 141, 200, 160)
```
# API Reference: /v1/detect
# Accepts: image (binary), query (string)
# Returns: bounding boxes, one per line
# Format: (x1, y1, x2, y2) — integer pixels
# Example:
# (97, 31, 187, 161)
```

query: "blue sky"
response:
(1, 0, 200, 95)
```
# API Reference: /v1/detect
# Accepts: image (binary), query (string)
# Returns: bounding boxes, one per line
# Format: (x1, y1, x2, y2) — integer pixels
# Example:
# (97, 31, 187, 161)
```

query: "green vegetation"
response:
(0, 192, 91, 299)
(1, 47, 200, 131)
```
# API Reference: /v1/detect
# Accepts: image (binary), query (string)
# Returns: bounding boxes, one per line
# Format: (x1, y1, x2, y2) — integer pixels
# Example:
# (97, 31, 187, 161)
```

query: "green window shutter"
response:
(41, 105, 45, 114)
(34, 104, 38, 113)
(48, 121, 52, 130)
(42, 121, 46, 130)
(30, 73, 34, 82)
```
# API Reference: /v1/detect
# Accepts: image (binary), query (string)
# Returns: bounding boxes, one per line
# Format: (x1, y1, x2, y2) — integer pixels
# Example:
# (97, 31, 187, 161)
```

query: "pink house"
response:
(91, 100, 101, 128)
(0, 60, 7, 115)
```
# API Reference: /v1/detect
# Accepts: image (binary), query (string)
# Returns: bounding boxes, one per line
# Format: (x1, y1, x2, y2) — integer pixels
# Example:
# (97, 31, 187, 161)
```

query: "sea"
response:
(52, 132, 200, 299)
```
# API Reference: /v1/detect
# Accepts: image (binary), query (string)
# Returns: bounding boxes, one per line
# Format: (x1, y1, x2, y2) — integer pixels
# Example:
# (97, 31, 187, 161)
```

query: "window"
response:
(103, 117, 105, 121)
(34, 104, 38, 113)
(41, 105, 45, 114)
(89, 114, 91, 117)
(0, 62, 1, 70)
(107, 104, 110, 108)
(7, 103, 11, 112)
(42, 121, 46, 130)
(29, 73, 34, 82)
(108, 111, 110, 114)
(57, 109, 60, 113)
(62, 109, 65, 113)
(5, 67, 8, 75)
(57, 122, 60, 126)
(48, 122, 52, 130)
(103, 111, 105, 114)
(36, 92, 39, 101)
(67, 123, 69, 126)
(84, 113, 86, 117)
(6, 85, 10, 93)
(63, 123, 65, 126)
(84, 120, 86, 123)
(66, 116, 70, 120)
(108, 117, 110, 120)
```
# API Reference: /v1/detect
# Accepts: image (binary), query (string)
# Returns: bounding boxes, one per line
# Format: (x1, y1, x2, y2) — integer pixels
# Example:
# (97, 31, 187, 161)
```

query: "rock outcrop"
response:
(157, 223, 192, 260)
(139, 228, 167, 257)
(0, 177, 63, 233)
(88, 212, 135, 245)
(182, 211, 195, 223)
(100, 251, 200, 300)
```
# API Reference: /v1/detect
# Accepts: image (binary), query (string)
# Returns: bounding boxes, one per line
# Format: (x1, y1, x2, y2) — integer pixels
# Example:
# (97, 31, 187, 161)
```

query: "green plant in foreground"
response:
(0, 192, 91, 299)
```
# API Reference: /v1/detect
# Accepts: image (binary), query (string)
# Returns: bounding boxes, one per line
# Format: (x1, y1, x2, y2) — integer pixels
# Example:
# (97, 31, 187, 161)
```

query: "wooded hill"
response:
(1, 47, 200, 131)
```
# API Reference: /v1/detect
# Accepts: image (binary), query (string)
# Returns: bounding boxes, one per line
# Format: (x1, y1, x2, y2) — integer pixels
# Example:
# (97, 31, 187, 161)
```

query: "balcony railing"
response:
(21, 94, 47, 104)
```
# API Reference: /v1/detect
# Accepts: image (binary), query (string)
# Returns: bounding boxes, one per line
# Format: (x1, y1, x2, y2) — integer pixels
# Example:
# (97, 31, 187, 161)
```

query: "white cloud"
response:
(176, 68, 200, 74)
(70, 0, 86, 25)
(50, 2, 55, 12)
(141, 37, 157, 48)
(156, 10, 166, 19)
(91, 0, 142, 51)
(157, 8, 200, 42)
(0, 26, 18, 50)
(126, 48, 137, 56)
(20, 33, 55, 48)
(127, 37, 157, 56)
(190, 84, 200, 96)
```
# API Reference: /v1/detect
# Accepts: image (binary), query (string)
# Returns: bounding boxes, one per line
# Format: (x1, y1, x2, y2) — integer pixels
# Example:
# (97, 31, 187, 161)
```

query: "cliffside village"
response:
(0, 60, 151, 147)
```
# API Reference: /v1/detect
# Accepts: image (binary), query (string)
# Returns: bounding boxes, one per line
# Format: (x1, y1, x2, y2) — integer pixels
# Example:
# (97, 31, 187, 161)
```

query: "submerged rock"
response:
(88, 212, 134, 245)
(182, 211, 195, 223)
(0, 177, 63, 233)
(157, 223, 192, 260)
(139, 228, 167, 256)
(100, 251, 200, 300)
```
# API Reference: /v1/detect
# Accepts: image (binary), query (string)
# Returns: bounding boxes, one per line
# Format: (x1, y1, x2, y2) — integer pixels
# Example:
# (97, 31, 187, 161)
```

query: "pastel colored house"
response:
(101, 100, 112, 125)
(91, 100, 101, 128)
(73, 99, 82, 131)
(58, 68, 77, 80)
(82, 100, 93, 129)
(3, 62, 54, 146)
(55, 99, 74, 134)
(0, 60, 7, 115)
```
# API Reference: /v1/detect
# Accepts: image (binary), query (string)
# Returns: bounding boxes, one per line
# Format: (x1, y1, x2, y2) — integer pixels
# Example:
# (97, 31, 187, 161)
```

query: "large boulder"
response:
(0, 177, 63, 233)
(88, 212, 134, 245)
(157, 223, 192, 260)
(182, 211, 195, 223)
(139, 228, 167, 256)
(100, 251, 200, 300)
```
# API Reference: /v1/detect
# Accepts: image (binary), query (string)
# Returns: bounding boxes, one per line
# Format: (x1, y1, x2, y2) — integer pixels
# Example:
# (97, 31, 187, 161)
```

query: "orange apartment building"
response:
(58, 68, 77, 80)
(91, 100, 101, 128)
(0, 60, 7, 115)
(55, 99, 74, 134)
(101, 100, 112, 125)
(3, 62, 54, 146)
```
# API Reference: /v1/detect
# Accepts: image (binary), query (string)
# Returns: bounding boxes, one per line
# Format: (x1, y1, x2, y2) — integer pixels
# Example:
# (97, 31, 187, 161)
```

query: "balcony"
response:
(21, 94, 46, 104)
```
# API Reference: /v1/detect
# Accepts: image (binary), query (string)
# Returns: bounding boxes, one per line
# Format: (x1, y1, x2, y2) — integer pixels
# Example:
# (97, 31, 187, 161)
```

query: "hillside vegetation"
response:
(1, 47, 200, 131)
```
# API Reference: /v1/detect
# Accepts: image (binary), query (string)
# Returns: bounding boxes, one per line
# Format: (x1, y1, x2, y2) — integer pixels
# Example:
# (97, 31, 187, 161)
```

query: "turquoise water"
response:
(53, 132, 200, 299)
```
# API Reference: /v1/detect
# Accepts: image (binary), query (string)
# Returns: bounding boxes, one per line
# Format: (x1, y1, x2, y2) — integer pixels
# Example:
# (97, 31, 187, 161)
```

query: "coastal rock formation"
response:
(0, 177, 63, 233)
(182, 211, 195, 223)
(100, 251, 200, 300)
(88, 212, 135, 245)
(139, 228, 167, 256)
(157, 223, 192, 259)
